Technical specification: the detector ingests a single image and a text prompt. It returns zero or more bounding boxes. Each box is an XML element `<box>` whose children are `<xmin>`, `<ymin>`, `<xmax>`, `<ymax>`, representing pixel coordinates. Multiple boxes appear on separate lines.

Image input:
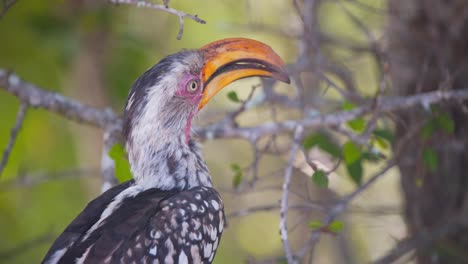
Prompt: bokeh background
<box><xmin>0</xmin><ymin>1</ymin><xmax>402</xmax><ymax>263</ymax></box>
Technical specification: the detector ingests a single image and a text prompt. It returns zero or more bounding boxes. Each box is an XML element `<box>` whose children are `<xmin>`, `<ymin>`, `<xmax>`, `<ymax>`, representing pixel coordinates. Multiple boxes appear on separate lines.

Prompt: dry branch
<box><xmin>374</xmin><ymin>216</ymin><xmax>462</xmax><ymax>264</ymax></box>
<box><xmin>0</xmin><ymin>101</ymin><xmax>27</xmax><ymax>177</ymax></box>
<box><xmin>0</xmin><ymin>168</ymin><xmax>98</xmax><ymax>191</ymax></box>
<box><xmin>108</xmin><ymin>0</ymin><xmax>206</xmax><ymax>40</ymax></box>
<box><xmin>279</xmin><ymin>125</ymin><xmax>303</xmax><ymax>264</ymax></box>
<box><xmin>0</xmin><ymin>69</ymin><xmax>121</xmax><ymax>130</ymax></box>
<box><xmin>2</xmin><ymin>69</ymin><xmax>468</xmax><ymax>143</ymax></box>
<box><xmin>0</xmin><ymin>0</ymin><xmax>17</xmax><ymax>19</ymax></box>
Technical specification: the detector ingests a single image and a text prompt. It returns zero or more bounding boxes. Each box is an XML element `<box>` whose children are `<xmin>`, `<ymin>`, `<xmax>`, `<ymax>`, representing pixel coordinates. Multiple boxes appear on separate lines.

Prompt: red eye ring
<box><xmin>186</xmin><ymin>80</ymin><xmax>199</xmax><ymax>93</ymax></box>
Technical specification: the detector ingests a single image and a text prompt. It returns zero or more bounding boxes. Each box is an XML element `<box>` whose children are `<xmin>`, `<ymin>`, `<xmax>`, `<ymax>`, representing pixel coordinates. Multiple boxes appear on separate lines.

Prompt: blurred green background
<box><xmin>0</xmin><ymin>1</ymin><xmax>401</xmax><ymax>263</ymax></box>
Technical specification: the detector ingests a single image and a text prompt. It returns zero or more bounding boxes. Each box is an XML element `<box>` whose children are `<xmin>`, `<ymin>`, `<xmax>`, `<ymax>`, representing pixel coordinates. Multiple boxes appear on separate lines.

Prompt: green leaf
<box><xmin>362</xmin><ymin>151</ymin><xmax>381</xmax><ymax>162</ymax></box>
<box><xmin>422</xmin><ymin>147</ymin><xmax>438</xmax><ymax>172</ymax></box>
<box><xmin>421</xmin><ymin>112</ymin><xmax>454</xmax><ymax>140</ymax></box>
<box><xmin>308</xmin><ymin>220</ymin><xmax>323</xmax><ymax>229</ymax></box>
<box><xmin>421</xmin><ymin>119</ymin><xmax>437</xmax><ymax>140</ymax></box>
<box><xmin>230</xmin><ymin>163</ymin><xmax>243</xmax><ymax>188</ymax></box>
<box><xmin>347</xmin><ymin>118</ymin><xmax>366</xmax><ymax>133</ymax></box>
<box><xmin>231</xmin><ymin>163</ymin><xmax>241</xmax><ymax>171</ymax></box>
<box><xmin>373</xmin><ymin>129</ymin><xmax>394</xmax><ymax>144</ymax></box>
<box><xmin>276</xmin><ymin>258</ymin><xmax>288</xmax><ymax>264</ymax></box>
<box><xmin>302</xmin><ymin>133</ymin><xmax>341</xmax><ymax>158</ymax></box>
<box><xmin>232</xmin><ymin>172</ymin><xmax>243</xmax><ymax>188</ymax></box>
<box><xmin>319</xmin><ymin>141</ymin><xmax>342</xmax><ymax>158</ymax></box>
<box><xmin>328</xmin><ymin>220</ymin><xmax>344</xmax><ymax>233</ymax></box>
<box><xmin>346</xmin><ymin>160</ymin><xmax>363</xmax><ymax>185</ymax></box>
<box><xmin>436</xmin><ymin>112</ymin><xmax>455</xmax><ymax>134</ymax></box>
<box><xmin>108</xmin><ymin>143</ymin><xmax>126</xmax><ymax>160</ymax></box>
<box><xmin>342</xmin><ymin>102</ymin><xmax>366</xmax><ymax>133</ymax></box>
<box><xmin>312</xmin><ymin>170</ymin><xmax>329</xmax><ymax>188</ymax></box>
<box><xmin>302</xmin><ymin>133</ymin><xmax>322</xmax><ymax>150</ymax></box>
<box><xmin>343</xmin><ymin>141</ymin><xmax>361</xmax><ymax>165</ymax></box>
<box><xmin>108</xmin><ymin>144</ymin><xmax>133</xmax><ymax>183</ymax></box>
<box><xmin>342</xmin><ymin>101</ymin><xmax>356</xmax><ymax>111</ymax></box>
<box><xmin>373</xmin><ymin>136</ymin><xmax>388</xmax><ymax>150</ymax></box>
<box><xmin>227</xmin><ymin>91</ymin><xmax>240</xmax><ymax>103</ymax></box>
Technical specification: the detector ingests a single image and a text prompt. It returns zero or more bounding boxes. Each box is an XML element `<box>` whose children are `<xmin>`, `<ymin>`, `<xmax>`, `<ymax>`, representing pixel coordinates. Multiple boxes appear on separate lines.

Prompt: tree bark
<box><xmin>387</xmin><ymin>0</ymin><xmax>468</xmax><ymax>263</ymax></box>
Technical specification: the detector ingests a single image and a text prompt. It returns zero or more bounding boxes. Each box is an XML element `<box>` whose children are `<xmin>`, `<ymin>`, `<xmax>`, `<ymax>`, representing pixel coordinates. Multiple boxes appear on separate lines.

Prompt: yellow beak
<box><xmin>198</xmin><ymin>38</ymin><xmax>290</xmax><ymax>110</ymax></box>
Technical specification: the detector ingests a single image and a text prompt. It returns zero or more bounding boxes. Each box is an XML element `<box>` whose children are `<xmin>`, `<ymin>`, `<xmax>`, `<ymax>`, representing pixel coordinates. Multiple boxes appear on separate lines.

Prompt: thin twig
<box><xmin>0</xmin><ymin>101</ymin><xmax>28</xmax><ymax>177</ymax></box>
<box><xmin>229</xmin><ymin>84</ymin><xmax>261</xmax><ymax>120</ymax></box>
<box><xmin>362</xmin><ymin>71</ymin><xmax>388</xmax><ymax>141</ymax></box>
<box><xmin>108</xmin><ymin>0</ymin><xmax>206</xmax><ymax>40</ymax></box>
<box><xmin>374</xmin><ymin>216</ymin><xmax>462</xmax><ymax>264</ymax></box>
<box><xmin>245</xmin><ymin>135</ymin><xmax>280</xmax><ymax>188</ymax></box>
<box><xmin>292</xmin><ymin>0</ymin><xmax>305</xmax><ymax>24</ymax></box>
<box><xmin>0</xmin><ymin>168</ymin><xmax>99</xmax><ymax>191</ymax></box>
<box><xmin>345</xmin><ymin>0</ymin><xmax>386</xmax><ymax>13</ymax></box>
<box><xmin>301</xmin><ymin>146</ymin><xmax>342</xmax><ymax>177</ymax></box>
<box><xmin>280</xmin><ymin>125</ymin><xmax>303</xmax><ymax>264</ymax></box>
<box><xmin>228</xmin><ymin>203</ymin><xmax>324</xmax><ymax>218</ymax></box>
<box><xmin>0</xmin><ymin>0</ymin><xmax>18</xmax><ymax>19</ymax></box>
<box><xmin>101</xmin><ymin>130</ymin><xmax>120</xmax><ymax>192</ymax></box>
<box><xmin>329</xmin><ymin>124</ymin><xmax>369</xmax><ymax>146</ymax></box>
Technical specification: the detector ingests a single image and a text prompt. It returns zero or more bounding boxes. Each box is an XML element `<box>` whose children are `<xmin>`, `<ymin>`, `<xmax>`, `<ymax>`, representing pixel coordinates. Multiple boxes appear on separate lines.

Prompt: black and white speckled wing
<box><xmin>49</xmin><ymin>186</ymin><xmax>224</xmax><ymax>264</ymax></box>
<box><xmin>125</xmin><ymin>186</ymin><xmax>225</xmax><ymax>264</ymax></box>
<box><xmin>42</xmin><ymin>181</ymin><xmax>134</xmax><ymax>263</ymax></box>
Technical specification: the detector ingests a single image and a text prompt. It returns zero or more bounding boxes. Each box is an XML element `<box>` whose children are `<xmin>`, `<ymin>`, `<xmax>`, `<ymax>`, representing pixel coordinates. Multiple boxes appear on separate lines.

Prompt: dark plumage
<box><xmin>45</xmin><ymin>184</ymin><xmax>223</xmax><ymax>263</ymax></box>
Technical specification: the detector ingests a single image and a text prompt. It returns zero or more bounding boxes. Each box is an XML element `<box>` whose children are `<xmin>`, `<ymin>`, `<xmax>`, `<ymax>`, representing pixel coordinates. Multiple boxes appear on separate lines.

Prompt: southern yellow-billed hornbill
<box><xmin>42</xmin><ymin>38</ymin><xmax>289</xmax><ymax>264</ymax></box>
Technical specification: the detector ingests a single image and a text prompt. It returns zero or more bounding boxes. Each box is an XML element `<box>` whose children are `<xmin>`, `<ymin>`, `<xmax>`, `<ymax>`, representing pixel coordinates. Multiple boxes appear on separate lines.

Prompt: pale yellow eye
<box><xmin>187</xmin><ymin>80</ymin><xmax>199</xmax><ymax>93</ymax></box>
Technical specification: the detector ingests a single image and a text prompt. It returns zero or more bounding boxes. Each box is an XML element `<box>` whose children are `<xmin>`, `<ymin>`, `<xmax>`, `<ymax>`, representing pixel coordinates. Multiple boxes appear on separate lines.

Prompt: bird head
<box><xmin>123</xmin><ymin>38</ymin><xmax>289</xmax><ymax>188</ymax></box>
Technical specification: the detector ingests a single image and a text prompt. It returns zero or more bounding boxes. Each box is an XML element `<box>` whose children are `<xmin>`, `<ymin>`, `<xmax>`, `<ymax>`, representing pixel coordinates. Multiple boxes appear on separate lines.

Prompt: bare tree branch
<box><xmin>2</xmin><ymin>68</ymin><xmax>468</xmax><ymax>144</ymax></box>
<box><xmin>362</xmin><ymin>72</ymin><xmax>388</xmax><ymax>141</ymax></box>
<box><xmin>199</xmin><ymin>89</ymin><xmax>468</xmax><ymax>142</ymax></box>
<box><xmin>101</xmin><ymin>131</ymin><xmax>119</xmax><ymax>192</ymax></box>
<box><xmin>0</xmin><ymin>0</ymin><xmax>17</xmax><ymax>19</ymax></box>
<box><xmin>0</xmin><ymin>69</ymin><xmax>121</xmax><ymax>130</ymax></box>
<box><xmin>228</xmin><ymin>203</ymin><xmax>325</xmax><ymax>218</ymax></box>
<box><xmin>374</xmin><ymin>216</ymin><xmax>462</xmax><ymax>264</ymax></box>
<box><xmin>228</xmin><ymin>202</ymin><xmax>399</xmax><ymax>219</ymax></box>
<box><xmin>0</xmin><ymin>168</ymin><xmax>98</xmax><ymax>191</ymax></box>
<box><xmin>0</xmin><ymin>101</ymin><xmax>27</xmax><ymax>177</ymax></box>
<box><xmin>280</xmin><ymin>125</ymin><xmax>303</xmax><ymax>264</ymax></box>
<box><xmin>108</xmin><ymin>0</ymin><xmax>206</xmax><ymax>40</ymax></box>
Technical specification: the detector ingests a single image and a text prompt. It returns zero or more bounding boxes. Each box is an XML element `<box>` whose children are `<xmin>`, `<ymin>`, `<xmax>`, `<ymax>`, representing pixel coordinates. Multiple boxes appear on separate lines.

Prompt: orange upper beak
<box><xmin>198</xmin><ymin>38</ymin><xmax>290</xmax><ymax>110</ymax></box>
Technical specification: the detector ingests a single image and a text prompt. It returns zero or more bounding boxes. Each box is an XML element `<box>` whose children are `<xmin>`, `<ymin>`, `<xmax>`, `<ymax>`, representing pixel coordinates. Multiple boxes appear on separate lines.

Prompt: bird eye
<box><xmin>186</xmin><ymin>80</ymin><xmax>199</xmax><ymax>93</ymax></box>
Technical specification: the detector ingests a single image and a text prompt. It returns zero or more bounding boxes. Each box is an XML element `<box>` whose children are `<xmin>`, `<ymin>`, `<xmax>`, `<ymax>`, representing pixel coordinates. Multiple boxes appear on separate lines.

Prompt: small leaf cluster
<box><xmin>420</xmin><ymin>110</ymin><xmax>455</xmax><ymax>172</ymax></box>
<box><xmin>308</xmin><ymin>220</ymin><xmax>344</xmax><ymax>234</ymax></box>
<box><xmin>302</xmin><ymin>101</ymin><xmax>395</xmax><ymax>187</ymax></box>
<box><xmin>231</xmin><ymin>163</ymin><xmax>243</xmax><ymax>188</ymax></box>
<box><xmin>108</xmin><ymin>144</ymin><xmax>133</xmax><ymax>183</ymax></box>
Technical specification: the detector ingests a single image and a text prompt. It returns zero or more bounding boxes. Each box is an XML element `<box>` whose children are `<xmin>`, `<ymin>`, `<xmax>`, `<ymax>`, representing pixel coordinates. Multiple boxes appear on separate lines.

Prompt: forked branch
<box><xmin>109</xmin><ymin>0</ymin><xmax>206</xmax><ymax>39</ymax></box>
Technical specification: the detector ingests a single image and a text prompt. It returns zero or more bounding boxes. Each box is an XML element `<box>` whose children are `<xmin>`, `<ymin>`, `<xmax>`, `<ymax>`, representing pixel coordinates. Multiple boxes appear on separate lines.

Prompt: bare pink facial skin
<box><xmin>175</xmin><ymin>73</ymin><xmax>204</xmax><ymax>143</ymax></box>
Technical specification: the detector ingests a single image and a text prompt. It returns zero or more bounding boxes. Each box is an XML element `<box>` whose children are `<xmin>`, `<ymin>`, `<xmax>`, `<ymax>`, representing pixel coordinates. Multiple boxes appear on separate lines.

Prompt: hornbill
<box><xmin>42</xmin><ymin>38</ymin><xmax>289</xmax><ymax>264</ymax></box>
